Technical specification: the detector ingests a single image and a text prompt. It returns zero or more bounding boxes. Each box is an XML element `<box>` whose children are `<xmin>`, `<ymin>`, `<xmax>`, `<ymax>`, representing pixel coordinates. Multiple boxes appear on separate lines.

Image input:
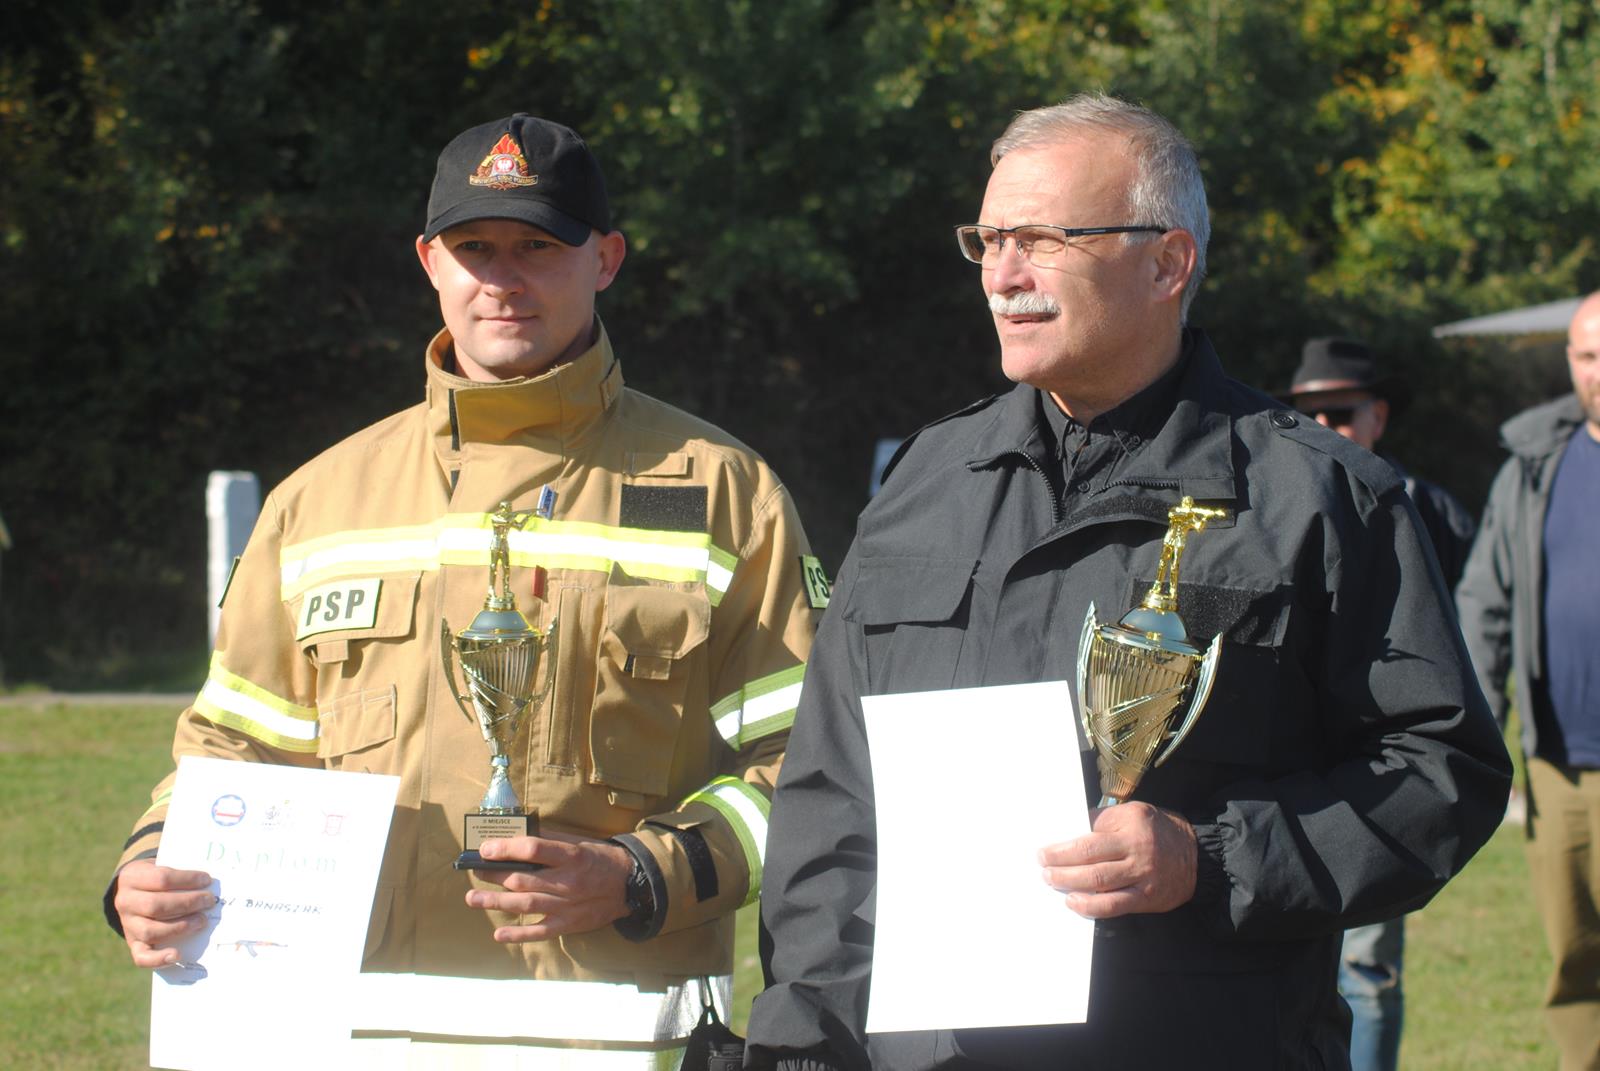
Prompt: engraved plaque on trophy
<box><xmin>441</xmin><ymin>499</ymin><xmax>559</xmax><ymax>871</ymax></box>
<box><xmin>1076</xmin><ymin>496</ymin><xmax>1228</xmax><ymax>807</ymax></box>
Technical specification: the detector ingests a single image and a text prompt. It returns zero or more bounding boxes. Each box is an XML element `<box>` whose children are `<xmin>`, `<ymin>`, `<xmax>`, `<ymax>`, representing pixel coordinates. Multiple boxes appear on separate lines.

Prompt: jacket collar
<box><xmin>967</xmin><ymin>328</ymin><xmax>1239</xmax><ymax>504</ymax></box>
<box><xmin>1499</xmin><ymin>392</ymin><xmax>1586</xmax><ymax>460</ymax></box>
<box><xmin>425</xmin><ymin>318</ymin><xmax>624</xmax><ymax>467</ymax></box>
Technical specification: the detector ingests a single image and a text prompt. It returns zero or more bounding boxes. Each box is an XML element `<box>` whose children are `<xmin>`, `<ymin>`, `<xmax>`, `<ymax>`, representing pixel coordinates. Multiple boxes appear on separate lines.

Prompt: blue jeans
<box><xmin>1339</xmin><ymin>919</ymin><xmax>1405</xmax><ymax>1071</ymax></box>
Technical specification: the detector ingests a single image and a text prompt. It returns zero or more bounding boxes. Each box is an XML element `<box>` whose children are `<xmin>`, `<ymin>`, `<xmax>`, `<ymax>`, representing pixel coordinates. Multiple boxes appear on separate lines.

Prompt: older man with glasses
<box><xmin>745</xmin><ymin>93</ymin><xmax>1509</xmax><ymax>1070</ymax></box>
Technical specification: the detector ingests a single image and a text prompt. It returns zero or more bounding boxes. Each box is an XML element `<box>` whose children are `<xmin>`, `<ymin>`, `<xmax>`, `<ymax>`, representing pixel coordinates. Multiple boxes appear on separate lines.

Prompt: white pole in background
<box><xmin>206</xmin><ymin>471</ymin><xmax>261</xmax><ymax>647</ymax></box>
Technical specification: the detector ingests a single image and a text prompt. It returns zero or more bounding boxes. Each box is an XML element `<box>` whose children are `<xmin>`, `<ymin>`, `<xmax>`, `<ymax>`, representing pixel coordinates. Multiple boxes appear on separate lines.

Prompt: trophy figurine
<box><xmin>1076</xmin><ymin>496</ymin><xmax>1228</xmax><ymax>806</ymax></box>
<box><xmin>442</xmin><ymin>498</ymin><xmax>559</xmax><ymax>871</ymax></box>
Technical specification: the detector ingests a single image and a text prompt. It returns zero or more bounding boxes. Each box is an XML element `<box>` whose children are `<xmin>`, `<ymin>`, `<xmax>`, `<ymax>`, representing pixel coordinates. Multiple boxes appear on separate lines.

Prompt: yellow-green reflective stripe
<box><xmin>712</xmin><ymin>664</ymin><xmax>805</xmax><ymax>747</ymax></box>
<box><xmin>685</xmin><ymin>776</ymin><xmax>770</xmax><ymax>904</ymax></box>
<box><xmin>194</xmin><ymin>654</ymin><xmax>319</xmax><ymax>753</ymax></box>
<box><xmin>707</xmin><ymin>546</ymin><xmax>737</xmax><ymax>607</ymax></box>
<box><xmin>136</xmin><ymin>787</ymin><xmax>174</xmax><ymax>825</ymax></box>
<box><xmin>280</xmin><ymin>515</ymin><xmax>735</xmax><ymax>602</ymax></box>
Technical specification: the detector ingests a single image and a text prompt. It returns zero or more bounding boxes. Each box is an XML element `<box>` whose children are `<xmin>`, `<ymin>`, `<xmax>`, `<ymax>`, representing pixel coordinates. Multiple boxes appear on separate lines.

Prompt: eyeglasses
<box><xmin>1296</xmin><ymin>401</ymin><xmax>1372</xmax><ymax>426</ymax></box>
<box><xmin>954</xmin><ymin>223</ymin><xmax>1168</xmax><ymax>266</ymax></box>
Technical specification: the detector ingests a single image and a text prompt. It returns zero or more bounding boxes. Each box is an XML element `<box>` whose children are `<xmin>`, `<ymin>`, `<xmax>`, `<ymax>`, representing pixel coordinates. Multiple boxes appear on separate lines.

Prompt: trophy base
<box><xmin>453</xmin><ymin>850</ymin><xmax>546</xmax><ymax>873</ymax></box>
<box><xmin>453</xmin><ymin>811</ymin><xmax>546</xmax><ymax>873</ymax></box>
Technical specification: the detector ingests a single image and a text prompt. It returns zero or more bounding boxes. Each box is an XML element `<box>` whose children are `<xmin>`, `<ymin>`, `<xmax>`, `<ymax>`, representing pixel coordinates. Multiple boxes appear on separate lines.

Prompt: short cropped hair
<box><xmin>991</xmin><ymin>93</ymin><xmax>1210</xmax><ymax>322</ymax></box>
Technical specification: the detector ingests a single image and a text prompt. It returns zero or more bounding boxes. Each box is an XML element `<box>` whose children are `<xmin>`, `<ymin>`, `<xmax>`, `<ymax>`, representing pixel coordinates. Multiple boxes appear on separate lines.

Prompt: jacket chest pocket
<box><xmin>291</xmin><ymin>573</ymin><xmax>420</xmax><ymax>667</ymax></box>
<box><xmin>288</xmin><ymin>573</ymin><xmax>419</xmax><ymax>768</ymax></box>
<box><xmin>1132</xmin><ymin>579</ymin><xmax>1298</xmax><ymax>798</ymax></box>
<box><xmin>845</xmin><ymin>556</ymin><xmax>977</xmax><ymax>694</ymax></box>
<box><xmin>316</xmin><ymin>686</ymin><xmax>398</xmax><ymax>769</ymax></box>
<box><xmin>588</xmin><ymin>578</ymin><xmax>710</xmax><ymax>798</ymax></box>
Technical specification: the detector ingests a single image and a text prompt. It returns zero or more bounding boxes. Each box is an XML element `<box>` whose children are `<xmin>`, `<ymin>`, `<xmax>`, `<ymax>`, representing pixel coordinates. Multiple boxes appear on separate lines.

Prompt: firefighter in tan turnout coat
<box><xmin>107</xmin><ymin>113</ymin><xmax>821</xmax><ymax>1065</ymax></box>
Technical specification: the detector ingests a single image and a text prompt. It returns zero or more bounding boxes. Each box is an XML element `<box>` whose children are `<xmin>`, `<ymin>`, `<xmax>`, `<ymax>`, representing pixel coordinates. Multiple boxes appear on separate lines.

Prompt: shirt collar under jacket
<box><xmin>1038</xmin><ymin>335</ymin><xmax>1193</xmax><ymax>464</ymax></box>
<box><xmin>424</xmin><ymin>316</ymin><xmax>625</xmax><ymax>468</ymax></box>
<box><xmin>967</xmin><ymin>327</ymin><xmax>1239</xmax><ymax>506</ymax></box>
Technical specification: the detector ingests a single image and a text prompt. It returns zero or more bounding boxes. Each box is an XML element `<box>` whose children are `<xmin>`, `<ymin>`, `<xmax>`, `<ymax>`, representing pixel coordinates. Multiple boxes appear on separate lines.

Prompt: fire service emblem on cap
<box><xmin>469</xmin><ymin>134</ymin><xmax>539</xmax><ymax>190</ymax></box>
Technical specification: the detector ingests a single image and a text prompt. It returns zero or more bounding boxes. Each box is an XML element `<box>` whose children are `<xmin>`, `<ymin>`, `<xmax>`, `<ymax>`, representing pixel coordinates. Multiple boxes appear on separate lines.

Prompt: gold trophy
<box><xmin>442</xmin><ymin>499</ymin><xmax>559</xmax><ymax>871</ymax></box>
<box><xmin>1076</xmin><ymin>496</ymin><xmax>1228</xmax><ymax>806</ymax></box>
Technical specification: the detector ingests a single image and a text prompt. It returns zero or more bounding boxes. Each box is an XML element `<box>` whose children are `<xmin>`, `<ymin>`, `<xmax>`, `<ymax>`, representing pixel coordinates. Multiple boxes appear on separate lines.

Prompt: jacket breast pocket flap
<box><xmin>844</xmin><ymin>557</ymin><xmax>978</xmax><ymax>626</ymax></box>
<box><xmin>591</xmin><ymin>583</ymin><xmax>710</xmax><ymax>796</ymax></box>
<box><xmin>603</xmin><ymin>583</ymin><xmax>710</xmax><ymax>674</ymax></box>
<box><xmin>1121</xmin><ymin>578</ymin><xmax>1292</xmax><ymax>649</ymax></box>
<box><xmin>845</xmin><ymin>557</ymin><xmax>977</xmax><ymax>693</ymax></box>
<box><xmin>292</xmin><ymin>573</ymin><xmax>422</xmax><ymax>664</ymax></box>
<box><xmin>316</xmin><ymin>685</ymin><xmax>397</xmax><ymax>760</ymax></box>
<box><xmin>1124</xmin><ymin>581</ymin><xmax>1293</xmax><ymax>768</ymax></box>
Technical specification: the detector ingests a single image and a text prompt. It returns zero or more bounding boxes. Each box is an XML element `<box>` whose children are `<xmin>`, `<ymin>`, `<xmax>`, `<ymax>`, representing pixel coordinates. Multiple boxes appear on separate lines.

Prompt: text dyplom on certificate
<box><xmin>149</xmin><ymin>756</ymin><xmax>399</xmax><ymax>1071</ymax></box>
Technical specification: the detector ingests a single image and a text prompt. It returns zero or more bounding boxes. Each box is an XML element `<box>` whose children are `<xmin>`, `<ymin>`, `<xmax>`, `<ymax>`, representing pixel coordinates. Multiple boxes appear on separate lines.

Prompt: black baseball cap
<box><xmin>422</xmin><ymin>113</ymin><xmax>610</xmax><ymax>245</ymax></box>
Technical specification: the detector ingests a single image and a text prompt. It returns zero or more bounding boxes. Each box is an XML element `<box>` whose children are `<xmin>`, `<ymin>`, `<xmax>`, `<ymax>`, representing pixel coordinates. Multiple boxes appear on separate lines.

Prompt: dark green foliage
<box><xmin>2</xmin><ymin>0</ymin><xmax>1596</xmax><ymax>686</ymax></box>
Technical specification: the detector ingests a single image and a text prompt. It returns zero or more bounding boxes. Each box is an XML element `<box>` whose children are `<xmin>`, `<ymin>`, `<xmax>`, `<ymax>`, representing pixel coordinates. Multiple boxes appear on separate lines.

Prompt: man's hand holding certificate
<box><xmin>146</xmin><ymin>756</ymin><xmax>398</xmax><ymax>1071</ymax></box>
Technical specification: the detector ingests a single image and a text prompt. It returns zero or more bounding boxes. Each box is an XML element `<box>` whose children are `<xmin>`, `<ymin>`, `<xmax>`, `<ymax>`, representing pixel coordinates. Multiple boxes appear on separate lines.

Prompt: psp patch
<box><xmin>799</xmin><ymin>555</ymin><xmax>831</xmax><ymax>609</ymax></box>
<box><xmin>295</xmin><ymin>579</ymin><xmax>382</xmax><ymax>640</ymax></box>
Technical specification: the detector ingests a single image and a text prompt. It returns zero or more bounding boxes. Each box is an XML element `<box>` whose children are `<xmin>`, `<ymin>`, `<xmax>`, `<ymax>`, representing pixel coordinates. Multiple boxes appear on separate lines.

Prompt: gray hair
<box><xmin>991</xmin><ymin>93</ymin><xmax>1210</xmax><ymax>322</ymax></box>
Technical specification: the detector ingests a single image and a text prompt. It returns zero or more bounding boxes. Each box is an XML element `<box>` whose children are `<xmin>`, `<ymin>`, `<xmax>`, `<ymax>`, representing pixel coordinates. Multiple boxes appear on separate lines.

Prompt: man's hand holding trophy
<box><xmin>1040</xmin><ymin>496</ymin><xmax>1228</xmax><ymax>919</ymax></box>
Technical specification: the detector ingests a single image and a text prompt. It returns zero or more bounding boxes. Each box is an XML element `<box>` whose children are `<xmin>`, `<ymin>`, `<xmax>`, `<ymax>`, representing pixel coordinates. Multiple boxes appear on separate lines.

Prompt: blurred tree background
<box><xmin>1</xmin><ymin>0</ymin><xmax>1596</xmax><ymax>688</ymax></box>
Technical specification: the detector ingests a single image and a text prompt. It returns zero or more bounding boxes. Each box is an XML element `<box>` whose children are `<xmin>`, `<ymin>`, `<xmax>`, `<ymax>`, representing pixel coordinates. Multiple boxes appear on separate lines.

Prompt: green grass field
<box><xmin>0</xmin><ymin>701</ymin><xmax>1554</xmax><ymax>1068</ymax></box>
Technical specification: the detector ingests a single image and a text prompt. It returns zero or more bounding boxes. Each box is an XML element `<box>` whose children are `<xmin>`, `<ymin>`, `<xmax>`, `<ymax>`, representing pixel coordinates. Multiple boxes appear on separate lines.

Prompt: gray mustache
<box><xmin>989</xmin><ymin>291</ymin><xmax>1061</xmax><ymax>316</ymax></box>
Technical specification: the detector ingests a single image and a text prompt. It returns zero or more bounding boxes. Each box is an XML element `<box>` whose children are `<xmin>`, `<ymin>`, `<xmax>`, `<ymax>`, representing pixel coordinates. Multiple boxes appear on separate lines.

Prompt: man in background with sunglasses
<box><xmin>1283</xmin><ymin>337</ymin><xmax>1477</xmax><ymax>594</ymax></box>
<box><xmin>1282</xmin><ymin>337</ymin><xmax>1478</xmax><ymax>1071</ymax></box>
<box><xmin>748</xmin><ymin>93</ymin><xmax>1509</xmax><ymax>1069</ymax></box>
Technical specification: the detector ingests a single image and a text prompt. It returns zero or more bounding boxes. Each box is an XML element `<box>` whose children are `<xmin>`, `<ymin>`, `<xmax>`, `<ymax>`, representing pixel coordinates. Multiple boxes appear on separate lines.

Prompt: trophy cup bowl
<box><xmin>1077</xmin><ymin>602</ymin><xmax>1220</xmax><ymax>806</ymax></box>
<box><xmin>1075</xmin><ymin>496</ymin><xmax>1227</xmax><ymax>807</ymax></box>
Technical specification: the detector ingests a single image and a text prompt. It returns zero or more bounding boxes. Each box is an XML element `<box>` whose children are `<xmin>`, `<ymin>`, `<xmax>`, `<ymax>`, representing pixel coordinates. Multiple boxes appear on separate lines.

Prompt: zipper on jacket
<box><xmin>1014</xmin><ymin>451</ymin><xmax>1065</xmax><ymax>525</ymax></box>
<box><xmin>447</xmin><ymin>389</ymin><xmax>461</xmax><ymax>492</ymax></box>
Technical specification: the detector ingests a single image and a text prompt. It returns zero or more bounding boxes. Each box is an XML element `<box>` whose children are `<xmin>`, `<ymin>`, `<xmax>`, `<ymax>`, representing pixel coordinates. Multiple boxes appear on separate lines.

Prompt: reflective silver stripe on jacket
<box><xmin>344</xmin><ymin>973</ymin><xmax>730</xmax><ymax>1068</ymax></box>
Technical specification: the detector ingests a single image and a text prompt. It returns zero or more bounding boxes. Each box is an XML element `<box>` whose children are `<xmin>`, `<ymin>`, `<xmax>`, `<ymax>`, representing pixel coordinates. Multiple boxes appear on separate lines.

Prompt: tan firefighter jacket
<box><xmin>112</xmin><ymin>323</ymin><xmax>819</xmax><ymax>1031</ymax></box>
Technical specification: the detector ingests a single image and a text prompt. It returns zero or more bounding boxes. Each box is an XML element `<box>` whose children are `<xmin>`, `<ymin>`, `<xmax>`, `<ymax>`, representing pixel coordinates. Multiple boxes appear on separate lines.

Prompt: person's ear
<box><xmin>415</xmin><ymin>236</ymin><xmax>442</xmax><ymax>290</ymax></box>
<box><xmin>593</xmin><ymin>231</ymin><xmax>627</xmax><ymax>293</ymax></box>
<box><xmin>1150</xmin><ymin>229</ymin><xmax>1196</xmax><ymax>306</ymax></box>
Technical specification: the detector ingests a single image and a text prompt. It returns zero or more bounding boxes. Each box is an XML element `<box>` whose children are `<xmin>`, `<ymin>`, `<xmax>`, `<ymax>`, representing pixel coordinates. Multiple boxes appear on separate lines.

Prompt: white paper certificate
<box><xmin>149</xmin><ymin>756</ymin><xmax>399</xmax><ymax>1071</ymax></box>
<box><xmin>861</xmin><ymin>680</ymin><xmax>1094</xmax><ymax>1033</ymax></box>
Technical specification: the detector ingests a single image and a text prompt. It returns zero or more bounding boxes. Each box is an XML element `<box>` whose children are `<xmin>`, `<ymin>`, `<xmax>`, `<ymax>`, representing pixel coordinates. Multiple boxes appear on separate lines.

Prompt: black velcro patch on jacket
<box><xmin>1066</xmin><ymin>494</ymin><xmax>1174</xmax><ymax>529</ymax></box>
<box><xmin>671</xmin><ymin>825</ymin><xmax>720</xmax><ymax>902</ymax></box>
<box><xmin>620</xmin><ymin>485</ymin><xmax>707</xmax><ymax>533</ymax></box>
<box><xmin>1125</xmin><ymin>578</ymin><xmax>1291</xmax><ymax>647</ymax></box>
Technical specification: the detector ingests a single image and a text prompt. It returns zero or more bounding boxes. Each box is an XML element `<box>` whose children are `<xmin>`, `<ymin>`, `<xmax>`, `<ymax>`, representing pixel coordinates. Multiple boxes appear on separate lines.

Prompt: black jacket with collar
<box><xmin>746</xmin><ymin>330</ymin><xmax>1510</xmax><ymax>1071</ymax></box>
